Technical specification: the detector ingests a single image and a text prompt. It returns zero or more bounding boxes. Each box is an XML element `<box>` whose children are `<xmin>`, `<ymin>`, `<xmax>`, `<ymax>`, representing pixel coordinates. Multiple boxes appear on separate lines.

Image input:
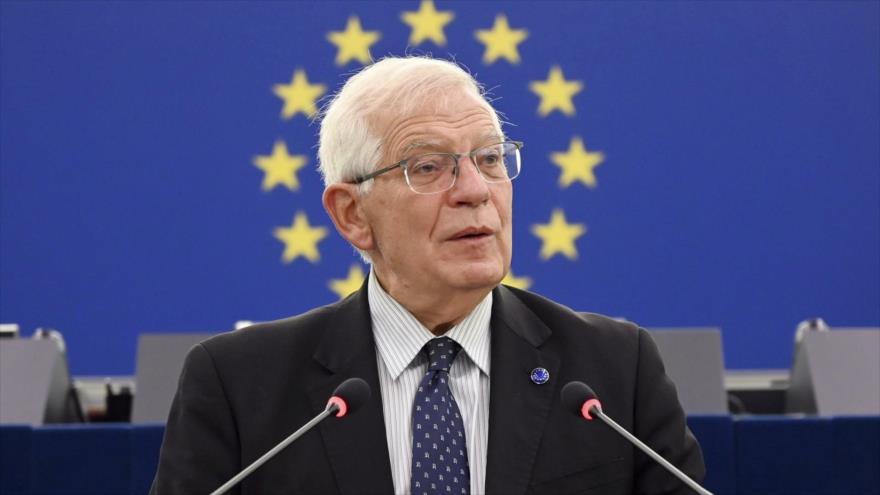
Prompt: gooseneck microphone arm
<box><xmin>588</xmin><ymin>405</ymin><xmax>710</xmax><ymax>495</ymax></box>
<box><xmin>209</xmin><ymin>407</ymin><xmax>335</xmax><ymax>495</ymax></box>
<box><xmin>561</xmin><ymin>381</ymin><xmax>712</xmax><ymax>495</ymax></box>
<box><xmin>209</xmin><ymin>378</ymin><xmax>371</xmax><ymax>495</ymax></box>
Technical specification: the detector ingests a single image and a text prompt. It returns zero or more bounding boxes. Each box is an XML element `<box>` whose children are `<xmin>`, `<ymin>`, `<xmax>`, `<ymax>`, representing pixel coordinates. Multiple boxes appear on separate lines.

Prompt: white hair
<box><xmin>318</xmin><ymin>56</ymin><xmax>502</xmax><ymax>189</ymax></box>
<box><xmin>317</xmin><ymin>56</ymin><xmax>503</xmax><ymax>263</ymax></box>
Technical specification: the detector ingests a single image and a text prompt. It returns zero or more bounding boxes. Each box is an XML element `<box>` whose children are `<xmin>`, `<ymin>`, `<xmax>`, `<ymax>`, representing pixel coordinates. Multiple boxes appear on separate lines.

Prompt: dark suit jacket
<box><xmin>151</xmin><ymin>283</ymin><xmax>704</xmax><ymax>495</ymax></box>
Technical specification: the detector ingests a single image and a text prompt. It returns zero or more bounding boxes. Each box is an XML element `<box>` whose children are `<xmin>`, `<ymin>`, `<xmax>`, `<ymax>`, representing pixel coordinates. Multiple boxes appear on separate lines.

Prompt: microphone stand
<box><xmin>209</xmin><ymin>404</ymin><xmax>338</xmax><ymax>495</ymax></box>
<box><xmin>589</xmin><ymin>406</ymin><xmax>712</xmax><ymax>495</ymax></box>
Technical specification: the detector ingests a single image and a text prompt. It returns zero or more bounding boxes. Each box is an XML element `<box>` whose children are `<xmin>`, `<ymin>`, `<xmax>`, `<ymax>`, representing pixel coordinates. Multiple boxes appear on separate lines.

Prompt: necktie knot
<box><xmin>425</xmin><ymin>337</ymin><xmax>462</xmax><ymax>373</ymax></box>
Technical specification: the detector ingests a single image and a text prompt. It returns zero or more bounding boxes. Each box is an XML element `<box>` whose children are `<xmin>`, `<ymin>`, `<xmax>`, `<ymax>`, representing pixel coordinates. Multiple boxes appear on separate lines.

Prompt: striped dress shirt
<box><xmin>368</xmin><ymin>269</ymin><xmax>492</xmax><ymax>495</ymax></box>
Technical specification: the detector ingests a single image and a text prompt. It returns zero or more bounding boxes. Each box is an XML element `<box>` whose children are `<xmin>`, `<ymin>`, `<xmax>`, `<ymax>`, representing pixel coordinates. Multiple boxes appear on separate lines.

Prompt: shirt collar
<box><xmin>369</xmin><ymin>268</ymin><xmax>492</xmax><ymax>380</ymax></box>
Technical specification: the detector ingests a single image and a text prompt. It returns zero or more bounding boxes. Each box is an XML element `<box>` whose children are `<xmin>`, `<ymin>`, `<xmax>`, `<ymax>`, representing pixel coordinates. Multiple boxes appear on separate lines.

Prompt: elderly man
<box><xmin>151</xmin><ymin>56</ymin><xmax>704</xmax><ymax>495</ymax></box>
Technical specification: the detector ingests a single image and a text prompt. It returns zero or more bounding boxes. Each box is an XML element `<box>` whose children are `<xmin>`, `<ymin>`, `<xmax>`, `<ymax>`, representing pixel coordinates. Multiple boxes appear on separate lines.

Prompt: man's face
<box><xmin>360</xmin><ymin>88</ymin><xmax>513</xmax><ymax>297</ymax></box>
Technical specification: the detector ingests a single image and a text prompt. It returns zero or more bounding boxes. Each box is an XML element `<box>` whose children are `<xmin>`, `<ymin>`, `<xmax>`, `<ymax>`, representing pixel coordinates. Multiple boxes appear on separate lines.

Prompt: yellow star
<box><xmin>529</xmin><ymin>66</ymin><xmax>583</xmax><ymax>117</ymax></box>
<box><xmin>273</xmin><ymin>212</ymin><xmax>328</xmax><ymax>264</ymax></box>
<box><xmin>531</xmin><ymin>209</ymin><xmax>587</xmax><ymax>261</ymax></box>
<box><xmin>474</xmin><ymin>14</ymin><xmax>528</xmax><ymax>64</ymax></box>
<box><xmin>327</xmin><ymin>16</ymin><xmax>381</xmax><ymax>66</ymax></box>
<box><xmin>502</xmin><ymin>270</ymin><xmax>533</xmax><ymax>290</ymax></box>
<box><xmin>252</xmin><ymin>140</ymin><xmax>308</xmax><ymax>192</ymax></box>
<box><xmin>401</xmin><ymin>0</ymin><xmax>454</xmax><ymax>46</ymax></box>
<box><xmin>551</xmin><ymin>137</ymin><xmax>605</xmax><ymax>188</ymax></box>
<box><xmin>272</xmin><ymin>69</ymin><xmax>326</xmax><ymax>120</ymax></box>
<box><xmin>329</xmin><ymin>264</ymin><xmax>366</xmax><ymax>299</ymax></box>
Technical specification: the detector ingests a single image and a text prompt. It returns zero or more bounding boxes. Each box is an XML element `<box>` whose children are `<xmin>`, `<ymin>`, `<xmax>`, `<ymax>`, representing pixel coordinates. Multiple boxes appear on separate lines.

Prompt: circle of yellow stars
<box><xmin>252</xmin><ymin>0</ymin><xmax>606</xmax><ymax>299</ymax></box>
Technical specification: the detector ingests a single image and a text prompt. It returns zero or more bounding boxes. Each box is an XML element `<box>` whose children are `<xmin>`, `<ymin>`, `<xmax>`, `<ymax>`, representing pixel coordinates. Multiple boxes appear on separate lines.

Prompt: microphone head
<box><xmin>561</xmin><ymin>381</ymin><xmax>600</xmax><ymax>418</ymax></box>
<box><xmin>327</xmin><ymin>377</ymin><xmax>371</xmax><ymax>418</ymax></box>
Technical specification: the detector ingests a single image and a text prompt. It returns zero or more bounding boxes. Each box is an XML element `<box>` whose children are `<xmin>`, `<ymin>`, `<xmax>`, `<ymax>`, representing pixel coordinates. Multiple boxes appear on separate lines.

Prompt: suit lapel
<box><xmin>307</xmin><ymin>282</ymin><xmax>395</xmax><ymax>495</ymax></box>
<box><xmin>485</xmin><ymin>286</ymin><xmax>560</xmax><ymax>495</ymax></box>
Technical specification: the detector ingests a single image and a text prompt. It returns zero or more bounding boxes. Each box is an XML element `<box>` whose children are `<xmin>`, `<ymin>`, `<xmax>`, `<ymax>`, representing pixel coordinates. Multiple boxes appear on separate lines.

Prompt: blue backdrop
<box><xmin>1</xmin><ymin>1</ymin><xmax>878</xmax><ymax>375</ymax></box>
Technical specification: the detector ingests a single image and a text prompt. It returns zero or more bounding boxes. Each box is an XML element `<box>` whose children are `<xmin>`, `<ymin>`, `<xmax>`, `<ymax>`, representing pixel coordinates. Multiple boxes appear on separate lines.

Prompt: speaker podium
<box><xmin>787</xmin><ymin>329</ymin><xmax>880</xmax><ymax>415</ymax></box>
<box><xmin>131</xmin><ymin>333</ymin><xmax>213</xmax><ymax>423</ymax></box>
<box><xmin>0</xmin><ymin>339</ymin><xmax>75</xmax><ymax>425</ymax></box>
<box><xmin>648</xmin><ymin>328</ymin><xmax>728</xmax><ymax>414</ymax></box>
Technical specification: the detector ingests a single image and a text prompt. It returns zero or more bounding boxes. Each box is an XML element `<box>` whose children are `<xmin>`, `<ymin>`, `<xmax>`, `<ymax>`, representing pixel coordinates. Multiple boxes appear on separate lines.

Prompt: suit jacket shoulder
<box><xmin>502</xmin><ymin>284</ymin><xmax>641</xmax><ymax>348</ymax></box>
<box><xmin>198</xmin><ymin>298</ymin><xmax>344</xmax><ymax>374</ymax></box>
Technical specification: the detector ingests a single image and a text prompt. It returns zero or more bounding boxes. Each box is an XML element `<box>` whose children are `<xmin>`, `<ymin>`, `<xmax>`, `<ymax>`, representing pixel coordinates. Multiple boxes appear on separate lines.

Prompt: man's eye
<box><xmin>483</xmin><ymin>154</ymin><xmax>500</xmax><ymax>166</ymax></box>
<box><xmin>477</xmin><ymin>151</ymin><xmax>502</xmax><ymax>167</ymax></box>
<box><xmin>411</xmin><ymin>159</ymin><xmax>443</xmax><ymax>175</ymax></box>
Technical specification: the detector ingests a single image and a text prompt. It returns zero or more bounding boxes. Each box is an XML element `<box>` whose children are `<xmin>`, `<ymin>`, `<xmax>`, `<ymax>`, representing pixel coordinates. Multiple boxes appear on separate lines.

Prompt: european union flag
<box><xmin>1</xmin><ymin>1</ymin><xmax>877</xmax><ymax>374</ymax></box>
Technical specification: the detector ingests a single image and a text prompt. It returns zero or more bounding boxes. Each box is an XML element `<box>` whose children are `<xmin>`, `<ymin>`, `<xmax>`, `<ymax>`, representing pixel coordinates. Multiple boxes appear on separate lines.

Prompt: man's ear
<box><xmin>322</xmin><ymin>184</ymin><xmax>375</xmax><ymax>251</ymax></box>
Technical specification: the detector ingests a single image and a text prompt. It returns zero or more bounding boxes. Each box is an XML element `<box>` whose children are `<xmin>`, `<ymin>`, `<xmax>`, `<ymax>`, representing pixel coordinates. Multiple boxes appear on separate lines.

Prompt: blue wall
<box><xmin>1</xmin><ymin>1</ymin><xmax>878</xmax><ymax>374</ymax></box>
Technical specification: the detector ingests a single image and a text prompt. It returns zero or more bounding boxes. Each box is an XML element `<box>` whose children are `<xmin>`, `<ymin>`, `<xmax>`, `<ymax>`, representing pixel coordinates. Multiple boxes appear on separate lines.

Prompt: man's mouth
<box><xmin>450</xmin><ymin>227</ymin><xmax>493</xmax><ymax>241</ymax></box>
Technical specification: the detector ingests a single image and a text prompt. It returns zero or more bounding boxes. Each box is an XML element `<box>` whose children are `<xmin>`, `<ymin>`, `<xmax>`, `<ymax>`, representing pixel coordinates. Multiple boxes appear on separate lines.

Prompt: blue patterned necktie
<box><xmin>410</xmin><ymin>337</ymin><xmax>470</xmax><ymax>495</ymax></box>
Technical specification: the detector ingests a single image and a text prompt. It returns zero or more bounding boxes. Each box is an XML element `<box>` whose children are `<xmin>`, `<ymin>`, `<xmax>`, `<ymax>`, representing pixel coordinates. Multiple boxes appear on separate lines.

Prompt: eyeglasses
<box><xmin>349</xmin><ymin>141</ymin><xmax>524</xmax><ymax>194</ymax></box>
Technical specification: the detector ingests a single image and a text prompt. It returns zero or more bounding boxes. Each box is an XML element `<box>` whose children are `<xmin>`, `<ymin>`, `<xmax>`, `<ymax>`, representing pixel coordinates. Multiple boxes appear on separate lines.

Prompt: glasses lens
<box><xmin>404</xmin><ymin>142</ymin><xmax>521</xmax><ymax>194</ymax></box>
<box><xmin>406</xmin><ymin>153</ymin><xmax>457</xmax><ymax>193</ymax></box>
<box><xmin>475</xmin><ymin>142</ymin><xmax>520</xmax><ymax>182</ymax></box>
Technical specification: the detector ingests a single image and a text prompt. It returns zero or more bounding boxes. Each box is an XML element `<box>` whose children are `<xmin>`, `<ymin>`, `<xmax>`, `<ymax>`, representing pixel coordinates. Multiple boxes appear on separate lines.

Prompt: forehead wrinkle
<box><xmin>388</xmin><ymin>112</ymin><xmax>498</xmax><ymax>159</ymax></box>
<box><xmin>403</xmin><ymin>132</ymin><xmax>503</xmax><ymax>157</ymax></box>
<box><xmin>402</xmin><ymin>139</ymin><xmax>442</xmax><ymax>156</ymax></box>
<box><xmin>409</xmin><ymin>127</ymin><xmax>502</xmax><ymax>154</ymax></box>
<box><xmin>477</xmin><ymin>131</ymin><xmax>506</xmax><ymax>145</ymax></box>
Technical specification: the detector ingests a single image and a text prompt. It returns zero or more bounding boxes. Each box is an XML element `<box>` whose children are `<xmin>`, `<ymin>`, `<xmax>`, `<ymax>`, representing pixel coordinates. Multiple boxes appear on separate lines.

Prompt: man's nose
<box><xmin>450</xmin><ymin>155</ymin><xmax>490</xmax><ymax>204</ymax></box>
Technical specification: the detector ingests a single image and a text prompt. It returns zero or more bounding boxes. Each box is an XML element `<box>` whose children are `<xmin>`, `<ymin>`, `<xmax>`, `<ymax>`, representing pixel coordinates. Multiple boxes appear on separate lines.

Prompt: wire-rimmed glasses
<box><xmin>349</xmin><ymin>141</ymin><xmax>523</xmax><ymax>194</ymax></box>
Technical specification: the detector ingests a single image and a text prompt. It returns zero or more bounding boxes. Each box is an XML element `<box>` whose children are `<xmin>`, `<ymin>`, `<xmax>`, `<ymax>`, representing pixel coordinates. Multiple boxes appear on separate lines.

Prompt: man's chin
<box><xmin>445</xmin><ymin>262</ymin><xmax>506</xmax><ymax>291</ymax></box>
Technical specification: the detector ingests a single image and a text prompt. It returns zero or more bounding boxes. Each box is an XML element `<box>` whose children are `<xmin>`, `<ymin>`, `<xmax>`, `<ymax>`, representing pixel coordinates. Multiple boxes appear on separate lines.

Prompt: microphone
<box><xmin>210</xmin><ymin>378</ymin><xmax>371</xmax><ymax>495</ymax></box>
<box><xmin>560</xmin><ymin>381</ymin><xmax>712</xmax><ymax>495</ymax></box>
